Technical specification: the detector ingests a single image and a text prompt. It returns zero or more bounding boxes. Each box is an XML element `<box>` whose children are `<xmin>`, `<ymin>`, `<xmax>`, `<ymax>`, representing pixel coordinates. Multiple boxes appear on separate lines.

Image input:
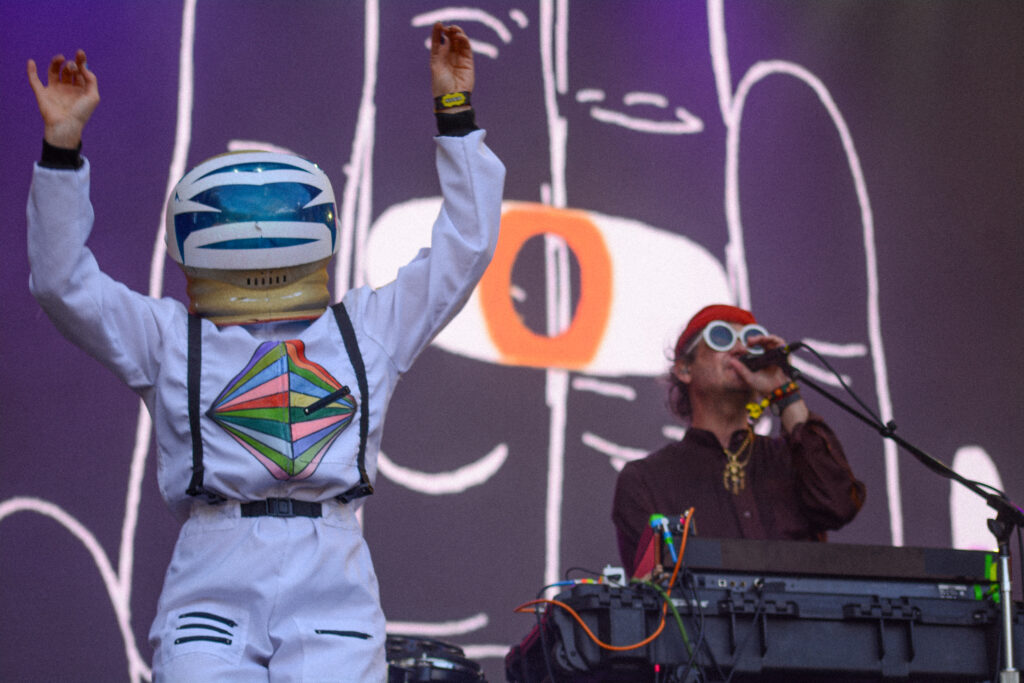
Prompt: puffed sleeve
<box><xmin>785</xmin><ymin>413</ymin><xmax>866</xmax><ymax>531</ymax></box>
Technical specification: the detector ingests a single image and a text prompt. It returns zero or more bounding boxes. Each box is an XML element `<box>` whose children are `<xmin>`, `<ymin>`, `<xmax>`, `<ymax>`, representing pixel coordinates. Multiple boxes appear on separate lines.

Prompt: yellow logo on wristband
<box><xmin>441</xmin><ymin>92</ymin><xmax>467</xmax><ymax>108</ymax></box>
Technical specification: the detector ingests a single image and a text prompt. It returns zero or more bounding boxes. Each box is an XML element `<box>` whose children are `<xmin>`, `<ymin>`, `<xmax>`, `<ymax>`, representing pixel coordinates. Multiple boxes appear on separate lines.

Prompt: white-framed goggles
<box><xmin>687</xmin><ymin>320</ymin><xmax>768</xmax><ymax>355</ymax></box>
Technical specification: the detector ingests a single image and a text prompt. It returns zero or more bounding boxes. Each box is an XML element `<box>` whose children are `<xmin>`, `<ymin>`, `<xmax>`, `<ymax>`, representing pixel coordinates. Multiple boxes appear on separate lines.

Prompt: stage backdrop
<box><xmin>2</xmin><ymin>1</ymin><xmax>1021</xmax><ymax>681</ymax></box>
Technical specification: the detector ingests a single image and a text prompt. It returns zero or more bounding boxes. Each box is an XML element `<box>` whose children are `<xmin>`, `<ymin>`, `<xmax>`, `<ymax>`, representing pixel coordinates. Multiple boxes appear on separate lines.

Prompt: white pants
<box><xmin>150</xmin><ymin>501</ymin><xmax>386</xmax><ymax>682</ymax></box>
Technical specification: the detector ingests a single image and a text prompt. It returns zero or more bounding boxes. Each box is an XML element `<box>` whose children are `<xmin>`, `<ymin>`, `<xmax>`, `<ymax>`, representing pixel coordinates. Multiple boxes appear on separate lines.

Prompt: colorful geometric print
<box><xmin>207</xmin><ymin>340</ymin><xmax>356</xmax><ymax>480</ymax></box>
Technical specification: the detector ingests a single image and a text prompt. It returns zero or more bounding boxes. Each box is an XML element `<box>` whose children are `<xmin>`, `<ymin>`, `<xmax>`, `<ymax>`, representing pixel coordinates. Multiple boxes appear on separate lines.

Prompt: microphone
<box><xmin>740</xmin><ymin>341</ymin><xmax>804</xmax><ymax>372</ymax></box>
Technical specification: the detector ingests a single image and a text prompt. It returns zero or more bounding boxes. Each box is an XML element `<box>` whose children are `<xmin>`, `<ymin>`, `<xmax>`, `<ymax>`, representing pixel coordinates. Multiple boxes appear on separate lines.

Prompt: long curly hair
<box><xmin>667</xmin><ymin>346</ymin><xmax>696</xmax><ymax>422</ymax></box>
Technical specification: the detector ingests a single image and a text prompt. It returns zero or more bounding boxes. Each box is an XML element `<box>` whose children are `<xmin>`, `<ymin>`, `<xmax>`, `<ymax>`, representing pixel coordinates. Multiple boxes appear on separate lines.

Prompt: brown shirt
<box><xmin>611</xmin><ymin>414</ymin><xmax>865</xmax><ymax>576</ymax></box>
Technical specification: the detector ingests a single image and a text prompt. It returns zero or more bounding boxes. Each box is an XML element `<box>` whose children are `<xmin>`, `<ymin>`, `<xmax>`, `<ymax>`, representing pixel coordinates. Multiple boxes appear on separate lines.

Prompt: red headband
<box><xmin>674</xmin><ymin>304</ymin><xmax>757</xmax><ymax>358</ymax></box>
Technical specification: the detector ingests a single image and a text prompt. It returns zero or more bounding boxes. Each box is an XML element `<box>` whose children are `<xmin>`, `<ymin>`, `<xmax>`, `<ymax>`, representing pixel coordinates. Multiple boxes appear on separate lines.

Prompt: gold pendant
<box><xmin>722</xmin><ymin>427</ymin><xmax>753</xmax><ymax>495</ymax></box>
<box><xmin>723</xmin><ymin>461</ymin><xmax>746</xmax><ymax>494</ymax></box>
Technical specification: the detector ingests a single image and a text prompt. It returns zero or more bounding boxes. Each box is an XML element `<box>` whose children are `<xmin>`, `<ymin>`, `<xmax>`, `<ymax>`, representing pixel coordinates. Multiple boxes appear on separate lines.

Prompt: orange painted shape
<box><xmin>479</xmin><ymin>205</ymin><xmax>613</xmax><ymax>369</ymax></box>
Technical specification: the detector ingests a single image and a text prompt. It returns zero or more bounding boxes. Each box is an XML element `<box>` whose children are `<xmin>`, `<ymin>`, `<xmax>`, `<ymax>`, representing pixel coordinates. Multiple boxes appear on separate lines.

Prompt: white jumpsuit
<box><xmin>27</xmin><ymin>130</ymin><xmax>505</xmax><ymax>681</ymax></box>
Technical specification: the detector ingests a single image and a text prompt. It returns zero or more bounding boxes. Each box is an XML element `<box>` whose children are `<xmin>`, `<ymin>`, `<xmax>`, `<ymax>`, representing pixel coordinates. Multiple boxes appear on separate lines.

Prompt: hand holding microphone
<box><xmin>738</xmin><ymin>339</ymin><xmax>808</xmax><ymax>421</ymax></box>
<box><xmin>740</xmin><ymin>341</ymin><xmax>805</xmax><ymax>372</ymax></box>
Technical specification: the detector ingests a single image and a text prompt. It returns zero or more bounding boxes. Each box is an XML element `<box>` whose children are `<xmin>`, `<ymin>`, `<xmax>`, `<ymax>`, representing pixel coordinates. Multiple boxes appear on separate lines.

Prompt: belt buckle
<box><xmin>269</xmin><ymin>497</ymin><xmax>294</xmax><ymax>517</ymax></box>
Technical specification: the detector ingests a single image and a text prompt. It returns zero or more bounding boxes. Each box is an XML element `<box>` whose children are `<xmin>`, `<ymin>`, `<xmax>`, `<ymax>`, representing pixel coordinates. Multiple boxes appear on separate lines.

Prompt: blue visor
<box><xmin>174</xmin><ymin>182</ymin><xmax>336</xmax><ymax>261</ymax></box>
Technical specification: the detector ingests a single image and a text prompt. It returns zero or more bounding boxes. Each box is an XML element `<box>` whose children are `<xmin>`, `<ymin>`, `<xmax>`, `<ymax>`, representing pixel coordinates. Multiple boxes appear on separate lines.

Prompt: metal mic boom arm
<box><xmin>788</xmin><ymin>365</ymin><xmax>1024</xmax><ymax>681</ymax></box>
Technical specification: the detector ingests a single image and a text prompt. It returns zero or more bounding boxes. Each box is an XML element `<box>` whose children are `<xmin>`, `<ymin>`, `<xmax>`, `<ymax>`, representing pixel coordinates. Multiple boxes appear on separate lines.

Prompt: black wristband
<box><xmin>771</xmin><ymin>391</ymin><xmax>802</xmax><ymax>416</ymax></box>
<box><xmin>40</xmin><ymin>139</ymin><xmax>84</xmax><ymax>170</ymax></box>
<box><xmin>434</xmin><ymin>91</ymin><xmax>471</xmax><ymax>111</ymax></box>
<box><xmin>434</xmin><ymin>109</ymin><xmax>478</xmax><ymax>137</ymax></box>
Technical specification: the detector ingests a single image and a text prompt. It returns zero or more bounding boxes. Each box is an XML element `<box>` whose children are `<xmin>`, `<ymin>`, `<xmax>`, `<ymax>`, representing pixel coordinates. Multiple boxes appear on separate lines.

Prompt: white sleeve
<box><xmin>27</xmin><ymin>160</ymin><xmax>179</xmax><ymax>391</ymax></box>
<box><xmin>356</xmin><ymin>129</ymin><xmax>506</xmax><ymax>372</ymax></box>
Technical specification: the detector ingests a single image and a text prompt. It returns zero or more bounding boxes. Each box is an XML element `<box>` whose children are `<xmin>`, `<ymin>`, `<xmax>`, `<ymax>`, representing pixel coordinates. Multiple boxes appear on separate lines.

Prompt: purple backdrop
<box><xmin>2</xmin><ymin>1</ymin><xmax>1022</xmax><ymax>681</ymax></box>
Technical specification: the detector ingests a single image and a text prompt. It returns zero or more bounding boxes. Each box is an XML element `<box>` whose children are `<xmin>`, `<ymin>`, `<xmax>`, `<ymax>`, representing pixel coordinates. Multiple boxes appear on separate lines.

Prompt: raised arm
<box><xmin>430</xmin><ymin>23</ymin><xmax>474</xmax><ymax>114</ymax></box>
<box><xmin>27</xmin><ymin>49</ymin><xmax>99</xmax><ymax>149</ymax></box>
<box><xmin>27</xmin><ymin>49</ymin><xmax>176</xmax><ymax>391</ymax></box>
<box><xmin>353</xmin><ymin>22</ymin><xmax>504</xmax><ymax>370</ymax></box>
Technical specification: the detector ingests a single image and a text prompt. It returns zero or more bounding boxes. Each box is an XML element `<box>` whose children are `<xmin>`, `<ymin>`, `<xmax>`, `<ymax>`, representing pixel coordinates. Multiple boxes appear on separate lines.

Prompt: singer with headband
<box><xmin>611</xmin><ymin>304</ymin><xmax>865</xmax><ymax>576</ymax></box>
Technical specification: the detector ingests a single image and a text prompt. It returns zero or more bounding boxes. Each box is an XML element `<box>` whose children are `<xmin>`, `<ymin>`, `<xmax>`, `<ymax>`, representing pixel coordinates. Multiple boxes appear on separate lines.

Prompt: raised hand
<box><xmin>729</xmin><ymin>332</ymin><xmax>809</xmax><ymax>427</ymax></box>
<box><xmin>429</xmin><ymin>23</ymin><xmax>474</xmax><ymax>110</ymax></box>
<box><xmin>27</xmin><ymin>49</ymin><xmax>100</xmax><ymax>149</ymax></box>
<box><xmin>728</xmin><ymin>332</ymin><xmax>791</xmax><ymax>394</ymax></box>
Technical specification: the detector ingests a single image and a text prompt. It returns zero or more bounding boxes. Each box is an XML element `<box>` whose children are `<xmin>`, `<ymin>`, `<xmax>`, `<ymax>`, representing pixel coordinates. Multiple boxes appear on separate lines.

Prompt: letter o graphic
<box><xmin>479</xmin><ymin>205</ymin><xmax>613</xmax><ymax>370</ymax></box>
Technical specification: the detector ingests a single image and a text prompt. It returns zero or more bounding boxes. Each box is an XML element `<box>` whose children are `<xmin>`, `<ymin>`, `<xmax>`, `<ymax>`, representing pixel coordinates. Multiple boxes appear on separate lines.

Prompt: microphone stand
<box><xmin>786</xmin><ymin>364</ymin><xmax>1023</xmax><ymax>681</ymax></box>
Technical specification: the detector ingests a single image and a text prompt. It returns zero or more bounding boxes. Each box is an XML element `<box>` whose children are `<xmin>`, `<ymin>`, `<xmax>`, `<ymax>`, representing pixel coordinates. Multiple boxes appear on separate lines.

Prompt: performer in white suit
<box><xmin>27</xmin><ymin>23</ymin><xmax>504</xmax><ymax>681</ymax></box>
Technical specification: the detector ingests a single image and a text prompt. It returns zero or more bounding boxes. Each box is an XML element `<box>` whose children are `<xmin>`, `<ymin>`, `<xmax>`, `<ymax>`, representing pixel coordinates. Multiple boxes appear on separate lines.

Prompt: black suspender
<box><xmin>186</xmin><ymin>305</ymin><xmax>374</xmax><ymax>504</ymax></box>
<box><xmin>186</xmin><ymin>313</ymin><xmax>224</xmax><ymax>503</ymax></box>
<box><xmin>331</xmin><ymin>302</ymin><xmax>374</xmax><ymax>503</ymax></box>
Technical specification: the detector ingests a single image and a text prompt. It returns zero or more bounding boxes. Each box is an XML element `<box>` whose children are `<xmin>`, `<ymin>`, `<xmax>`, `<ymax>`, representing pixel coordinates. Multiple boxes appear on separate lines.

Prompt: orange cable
<box><xmin>513</xmin><ymin>507</ymin><xmax>695</xmax><ymax>653</ymax></box>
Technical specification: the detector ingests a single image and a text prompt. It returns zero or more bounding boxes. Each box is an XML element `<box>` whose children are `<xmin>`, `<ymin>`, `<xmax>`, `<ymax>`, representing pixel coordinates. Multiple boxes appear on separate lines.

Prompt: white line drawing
<box><xmin>377</xmin><ymin>445</ymin><xmax>509</xmax><ymax>495</ymax></box>
<box><xmin>11</xmin><ymin>0</ymin><xmax>1001</xmax><ymax>677</ymax></box>
<box><xmin>344</xmin><ymin>3</ymin><xmax>524</xmax><ymax>644</ymax></box>
<box><xmin>386</xmin><ymin>612</ymin><xmax>488</xmax><ymax>637</ymax></box>
<box><xmin>508</xmin><ymin>9</ymin><xmax>530</xmax><ymax>30</ymax></box>
<box><xmin>588</xmin><ymin>104</ymin><xmax>705</xmax><ymax>135</ymax></box>
<box><xmin>0</xmin><ymin>496</ymin><xmax>151</xmax><ymax>681</ymax></box>
<box><xmin>623</xmin><ymin>92</ymin><xmax>669</xmax><ymax>108</ymax></box>
<box><xmin>708</xmin><ymin>0</ymin><xmax>901</xmax><ymax>543</ymax></box>
<box><xmin>335</xmin><ymin>0</ymin><xmax>381</xmax><ymax>293</ymax></box>
<box><xmin>581</xmin><ymin>432</ymin><xmax>648</xmax><ymax>472</ymax></box>
<box><xmin>226</xmin><ymin>139</ymin><xmax>297</xmax><ymax>154</ymax></box>
<box><xmin>950</xmin><ymin>445</ymin><xmax>1002</xmax><ymax>551</ymax></box>
<box><xmin>790</xmin><ymin>356</ymin><xmax>853</xmax><ymax>388</ymax></box>
<box><xmin>412</xmin><ymin>7</ymin><xmax>515</xmax><ymax>58</ymax></box>
<box><xmin>0</xmin><ymin>3</ymin><xmax>200</xmax><ymax>679</ymax></box>
<box><xmin>367</xmin><ymin>200</ymin><xmax>731</xmax><ymax>375</ymax></box>
<box><xmin>571</xmin><ymin>376</ymin><xmax>637</xmax><ymax>400</ymax></box>
<box><xmin>360</xmin><ymin>0</ymin><xmax>901</xmax><ymax>662</ymax></box>
<box><xmin>663</xmin><ymin>425</ymin><xmax>687</xmax><ymax>442</ymax></box>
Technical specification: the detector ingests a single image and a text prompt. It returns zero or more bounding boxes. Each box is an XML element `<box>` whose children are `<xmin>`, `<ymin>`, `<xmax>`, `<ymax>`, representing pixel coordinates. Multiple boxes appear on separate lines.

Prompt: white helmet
<box><xmin>166</xmin><ymin>151</ymin><xmax>339</xmax><ymax>324</ymax></box>
<box><xmin>166</xmin><ymin>151</ymin><xmax>338</xmax><ymax>270</ymax></box>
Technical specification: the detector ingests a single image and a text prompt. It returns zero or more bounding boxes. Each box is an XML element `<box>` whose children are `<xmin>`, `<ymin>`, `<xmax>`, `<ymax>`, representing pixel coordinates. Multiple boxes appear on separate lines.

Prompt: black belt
<box><xmin>240</xmin><ymin>498</ymin><xmax>322</xmax><ymax>518</ymax></box>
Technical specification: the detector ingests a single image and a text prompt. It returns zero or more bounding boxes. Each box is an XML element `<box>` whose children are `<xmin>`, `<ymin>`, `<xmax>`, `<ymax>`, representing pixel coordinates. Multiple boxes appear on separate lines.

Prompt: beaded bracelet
<box><xmin>769</xmin><ymin>380</ymin><xmax>799</xmax><ymax>402</ymax></box>
<box><xmin>746</xmin><ymin>380</ymin><xmax>801</xmax><ymax>419</ymax></box>
<box><xmin>770</xmin><ymin>389</ymin><xmax>802</xmax><ymax>416</ymax></box>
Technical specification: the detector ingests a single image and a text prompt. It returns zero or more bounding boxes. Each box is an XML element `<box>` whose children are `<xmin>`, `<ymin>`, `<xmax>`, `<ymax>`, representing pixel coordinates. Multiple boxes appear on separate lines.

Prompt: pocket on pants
<box><xmin>161</xmin><ymin>607</ymin><xmax>246</xmax><ymax>666</ymax></box>
<box><xmin>289</xmin><ymin>616</ymin><xmax>386</xmax><ymax>682</ymax></box>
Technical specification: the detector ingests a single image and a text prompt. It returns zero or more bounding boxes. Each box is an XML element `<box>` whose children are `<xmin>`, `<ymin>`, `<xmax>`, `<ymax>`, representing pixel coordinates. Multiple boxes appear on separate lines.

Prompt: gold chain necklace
<box><xmin>722</xmin><ymin>427</ymin><xmax>753</xmax><ymax>495</ymax></box>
